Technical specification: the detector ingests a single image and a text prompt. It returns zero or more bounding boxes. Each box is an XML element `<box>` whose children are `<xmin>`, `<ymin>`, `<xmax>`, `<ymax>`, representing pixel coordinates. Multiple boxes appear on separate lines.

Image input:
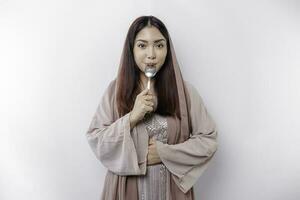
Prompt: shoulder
<box><xmin>183</xmin><ymin>80</ymin><xmax>206</xmax><ymax>107</ymax></box>
<box><xmin>183</xmin><ymin>80</ymin><xmax>202</xmax><ymax>99</ymax></box>
<box><xmin>103</xmin><ymin>78</ymin><xmax>117</xmax><ymax>97</ymax></box>
<box><xmin>99</xmin><ymin>78</ymin><xmax>118</xmax><ymax>107</ymax></box>
<box><xmin>107</xmin><ymin>78</ymin><xmax>117</xmax><ymax>92</ymax></box>
<box><xmin>183</xmin><ymin>80</ymin><xmax>195</xmax><ymax>94</ymax></box>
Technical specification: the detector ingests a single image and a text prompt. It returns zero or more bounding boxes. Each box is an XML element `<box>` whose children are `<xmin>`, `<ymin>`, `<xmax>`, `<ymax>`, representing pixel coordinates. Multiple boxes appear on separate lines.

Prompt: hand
<box><xmin>129</xmin><ymin>88</ymin><xmax>156</xmax><ymax>127</ymax></box>
<box><xmin>147</xmin><ymin>138</ymin><xmax>162</xmax><ymax>166</ymax></box>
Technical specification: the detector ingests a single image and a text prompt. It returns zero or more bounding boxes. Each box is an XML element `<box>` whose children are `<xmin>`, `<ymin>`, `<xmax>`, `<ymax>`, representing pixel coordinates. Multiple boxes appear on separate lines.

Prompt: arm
<box><xmin>129</xmin><ymin>112</ymin><xmax>139</xmax><ymax>131</ymax></box>
<box><xmin>85</xmin><ymin>80</ymin><xmax>143</xmax><ymax>176</ymax></box>
<box><xmin>155</xmin><ymin>82</ymin><xmax>218</xmax><ymax>193</ymax></box>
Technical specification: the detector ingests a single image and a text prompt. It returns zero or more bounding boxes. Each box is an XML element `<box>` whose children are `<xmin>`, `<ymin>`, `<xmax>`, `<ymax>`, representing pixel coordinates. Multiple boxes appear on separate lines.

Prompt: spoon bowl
<box><xmin>145</xmin><ymin>66</ymin><xmax>157</xmax><ymax>78</ymax></box>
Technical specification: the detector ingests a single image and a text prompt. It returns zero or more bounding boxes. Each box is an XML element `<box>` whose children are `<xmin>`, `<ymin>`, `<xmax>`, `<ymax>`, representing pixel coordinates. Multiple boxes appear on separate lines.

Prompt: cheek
<box><xmin>158</xmin><ymin>50</ymin><xmax>167</xmax><ymax>63</ymax></box>
<box><xmin>133</xmin><ymin>51</ymin><xmax>145</xmax><ymax>71</ymax></box>
<box><xmin>156</xmin><ymin>51</ymin><xmax>167</xmax><ymax>71</ymax></box>
<box><xmin>133</xmin><ymin>51</ymin><xmax>143</xmax><ymax>63</ymax></box>
<box><xmin>136</xmin><ymin>56</ymin><xmax>144</xmax><ymax>66</ymax></box>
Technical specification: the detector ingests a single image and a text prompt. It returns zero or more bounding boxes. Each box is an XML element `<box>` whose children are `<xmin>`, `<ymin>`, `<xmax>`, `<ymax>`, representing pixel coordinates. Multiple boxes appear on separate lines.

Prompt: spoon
<box><xmin>144</xmin><ymin>65</ymin><xmax>157</xmax><ymax>89</ymax></box>
<box><xmin>143</xmin><ymin>65</ymin><xmax>157</xmax><ymax>119</ymax></box>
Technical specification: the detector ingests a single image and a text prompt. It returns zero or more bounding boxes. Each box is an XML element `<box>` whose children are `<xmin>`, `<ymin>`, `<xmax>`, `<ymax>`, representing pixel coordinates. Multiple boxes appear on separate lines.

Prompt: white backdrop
<box><xmin>1</xmin><ymin>0</ymin><xmax>299</xmax><ymax>199</ymax></box>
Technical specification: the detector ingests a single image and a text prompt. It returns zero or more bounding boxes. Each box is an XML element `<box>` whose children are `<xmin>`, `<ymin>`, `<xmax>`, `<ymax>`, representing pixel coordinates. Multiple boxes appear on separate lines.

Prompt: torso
<box><xmin>138</xmin><ymin>113</ymin><xmax>168</xmax><ymax>200</ymax></box>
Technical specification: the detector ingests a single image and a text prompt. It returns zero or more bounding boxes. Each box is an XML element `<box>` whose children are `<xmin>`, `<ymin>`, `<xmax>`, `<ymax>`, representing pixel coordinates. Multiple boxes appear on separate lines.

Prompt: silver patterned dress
<box><xmin>137</xmin><ymin>113</ymin><xmax>169</xmax><ymax>200</ymax></box>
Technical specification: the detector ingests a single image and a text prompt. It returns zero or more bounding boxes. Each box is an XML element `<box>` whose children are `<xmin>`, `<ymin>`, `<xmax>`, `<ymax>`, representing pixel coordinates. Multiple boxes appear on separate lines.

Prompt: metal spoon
<box><xmin>144</xmin><ymin>65</ymin><xmax>157</xmax><ymax>89</ymax></box>
<box><xmin>143</xmin><ymin>65</ymin><xmax>157</xmax><ymax>119</ymax></box>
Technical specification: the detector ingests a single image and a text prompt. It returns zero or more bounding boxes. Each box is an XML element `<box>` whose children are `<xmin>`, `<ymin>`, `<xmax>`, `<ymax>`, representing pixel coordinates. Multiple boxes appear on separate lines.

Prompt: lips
<box><xmin>146</xmin><ymin>63</ymin><xmax>157</xmax><ymax>66</ymax></box>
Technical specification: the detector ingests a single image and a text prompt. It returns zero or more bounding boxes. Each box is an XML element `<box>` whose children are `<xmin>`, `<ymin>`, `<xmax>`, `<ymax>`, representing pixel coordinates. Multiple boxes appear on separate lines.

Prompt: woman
<box><xmin>86</xmin><ymin>16</ymin><xmax>218</xmax><ymax>200</ymax></box>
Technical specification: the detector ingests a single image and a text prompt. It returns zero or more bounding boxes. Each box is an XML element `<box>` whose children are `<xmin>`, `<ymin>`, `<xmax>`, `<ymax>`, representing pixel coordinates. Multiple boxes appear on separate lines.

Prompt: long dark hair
<box><xmin>116</xmin><ymin>16</ymin><xmax>180</xmax><ymax>119</ymax></box>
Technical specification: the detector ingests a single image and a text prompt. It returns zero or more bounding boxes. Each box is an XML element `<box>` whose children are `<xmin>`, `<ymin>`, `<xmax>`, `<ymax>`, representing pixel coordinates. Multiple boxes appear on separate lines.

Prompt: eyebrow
<box><xmin>135</xmin><ymin>39</ymin><xmax>166</xmax><ymax>43</ymax></box>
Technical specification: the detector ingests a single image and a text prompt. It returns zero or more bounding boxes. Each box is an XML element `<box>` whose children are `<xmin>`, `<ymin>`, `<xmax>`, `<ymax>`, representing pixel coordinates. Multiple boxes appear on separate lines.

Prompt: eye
<box><xmin>137</xmin><ymin>43</ymin><xmax>146</xmax><ymax>48</ymax></box>
<box><xmin>156</xmin><ymin>43</ymin><xmax>164</xmax><ymax>48</ymax></box>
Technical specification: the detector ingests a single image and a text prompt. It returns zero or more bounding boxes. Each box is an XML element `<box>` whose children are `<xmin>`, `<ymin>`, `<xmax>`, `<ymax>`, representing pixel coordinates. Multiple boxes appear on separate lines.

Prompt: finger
<box><xmin>148</xmin><ymin>146</ymin><xmax>154</xmax><ymax>153</ymax></box>
<box><xmin>143</xmin><ymin>100</ymin><xmax>154</xmax><ymax>107</ymax></box>
<box><xmin>139</xmin><ymin>88</ymin><xmax>149</xmax><ymax>96</ymax></box>
<box><xmin>151</xmin><ymin>138</ymin><xmax>156</xmax><ymax>145</ymax></box>
<box><xmin>149</xmin><ymin>138</ymin><xmax>154</xmax><ymax>144</ymax></box>
<box><xmin>144</xmin><ymin>96</ymin><xmax>156</xmax><ymax>105</ymax></box>
<box><xmin>148</xmin><ymin>90</ymin><xmax>154</xmax><ymax>95</ymax></box>
<box><xmin>143</xmin><ymin>95</ymin><xmax>154</xmax><ymax>100</ymax></box>
<box><xmin>144</xmin><ymin>105</ymin><xmax>153</xmax><ymax>112</ymax></box>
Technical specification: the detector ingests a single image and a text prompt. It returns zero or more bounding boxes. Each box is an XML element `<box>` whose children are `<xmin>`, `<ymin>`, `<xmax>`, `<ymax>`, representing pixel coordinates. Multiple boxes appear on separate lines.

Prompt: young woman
<box><xmin>86</xmin><ymin>15</ymin><xmax>218</xmax><ymax>200</ymax></box>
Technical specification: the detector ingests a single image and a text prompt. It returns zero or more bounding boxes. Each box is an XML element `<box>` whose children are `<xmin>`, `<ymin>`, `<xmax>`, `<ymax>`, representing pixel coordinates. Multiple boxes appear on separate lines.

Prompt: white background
<box><xmin>1</xmin><ymin>0</ymin><xmax>299</xmax><ymax>199</ymax></box>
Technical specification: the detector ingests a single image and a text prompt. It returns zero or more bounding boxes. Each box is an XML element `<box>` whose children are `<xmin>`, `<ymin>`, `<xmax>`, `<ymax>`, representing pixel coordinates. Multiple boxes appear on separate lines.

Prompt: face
<box><xmin>133</xmin><ymin>26</ymin><xmax>168</xmax><ymax>75</ymax></box>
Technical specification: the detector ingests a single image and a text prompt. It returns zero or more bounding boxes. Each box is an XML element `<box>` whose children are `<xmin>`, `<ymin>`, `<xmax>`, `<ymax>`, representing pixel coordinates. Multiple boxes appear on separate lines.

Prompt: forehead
<box><xmin>134</xmin><ymin>26</ymin><xmax>166</xmax><ymax>42</ymax></box>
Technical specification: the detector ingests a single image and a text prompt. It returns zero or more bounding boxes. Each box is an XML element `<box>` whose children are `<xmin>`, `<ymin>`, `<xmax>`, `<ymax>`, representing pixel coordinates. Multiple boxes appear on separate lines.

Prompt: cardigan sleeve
<box><xmin>85</xmin><ymin>80</ymin><xmax>143</xmax><ymax>176</ymax></box>
<box><xmin>155</xmin><ymin>82</ymin><xmax>218</xmax><ymax>193</ymax></box>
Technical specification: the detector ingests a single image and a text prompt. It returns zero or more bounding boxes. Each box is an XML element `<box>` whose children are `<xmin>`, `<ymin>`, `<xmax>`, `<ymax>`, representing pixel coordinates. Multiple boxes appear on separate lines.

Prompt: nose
<box><xmin>147</xmin><ymin>46</ymin><xmax>156</xmax><ymax>59</ymax></box>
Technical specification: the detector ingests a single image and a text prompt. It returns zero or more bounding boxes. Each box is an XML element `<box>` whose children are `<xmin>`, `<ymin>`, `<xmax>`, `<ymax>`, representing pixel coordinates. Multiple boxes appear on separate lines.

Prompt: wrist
<box><xmin>129</xmin><ymin>112</ymin><xmax>138</xmax><ymax>129</ymax></box>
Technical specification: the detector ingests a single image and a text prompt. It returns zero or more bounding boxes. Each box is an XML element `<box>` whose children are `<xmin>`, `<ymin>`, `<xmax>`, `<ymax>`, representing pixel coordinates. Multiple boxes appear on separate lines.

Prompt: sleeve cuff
<box><xmin>155</xmin><ymin>140</ymin><xmax>184</xmax><ymax>179</ymax></box>
<box><xmin>155</xmin><ymin>140</ymin><xmax>212</xmax><ymax>194</ymax></box>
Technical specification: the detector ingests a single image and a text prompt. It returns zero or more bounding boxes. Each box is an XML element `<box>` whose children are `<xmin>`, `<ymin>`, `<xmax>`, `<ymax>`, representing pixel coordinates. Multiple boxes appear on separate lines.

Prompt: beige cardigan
<box><xmin>86</xmin><ymin>79</ymin><xmax>218</xmax><ymax>194</ymax></box>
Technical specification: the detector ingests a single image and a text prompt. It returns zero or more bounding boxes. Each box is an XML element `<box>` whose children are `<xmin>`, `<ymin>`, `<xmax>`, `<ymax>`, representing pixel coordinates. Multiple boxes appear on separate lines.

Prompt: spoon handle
<box><xmin>147</xmin><ymin>77</ymin><xmax>151</xmax><ymax>89</ymax></box>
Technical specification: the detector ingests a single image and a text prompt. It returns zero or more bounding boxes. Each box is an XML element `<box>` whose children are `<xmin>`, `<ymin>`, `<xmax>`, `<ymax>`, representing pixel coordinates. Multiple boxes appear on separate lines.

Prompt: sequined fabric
<box><xmin>137</xmin><ymin>113</ymin><xmax>168</xmax><ymax>200</ymax></box>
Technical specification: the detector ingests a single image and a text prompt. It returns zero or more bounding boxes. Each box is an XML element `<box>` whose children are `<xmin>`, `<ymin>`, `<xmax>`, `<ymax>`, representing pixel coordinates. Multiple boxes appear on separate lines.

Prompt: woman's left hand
<box><xmin>147</xmin><ymin>138</ymin><xmax>162</xmax><ymax>165</ymax></box>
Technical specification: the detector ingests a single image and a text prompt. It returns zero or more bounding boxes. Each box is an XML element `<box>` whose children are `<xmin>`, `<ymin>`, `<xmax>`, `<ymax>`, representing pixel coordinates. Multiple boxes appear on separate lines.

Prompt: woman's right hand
<box><xmin>129</xmin><ymin>88</ymin><xmax>156</xmax><ymax>128</ymax></box>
